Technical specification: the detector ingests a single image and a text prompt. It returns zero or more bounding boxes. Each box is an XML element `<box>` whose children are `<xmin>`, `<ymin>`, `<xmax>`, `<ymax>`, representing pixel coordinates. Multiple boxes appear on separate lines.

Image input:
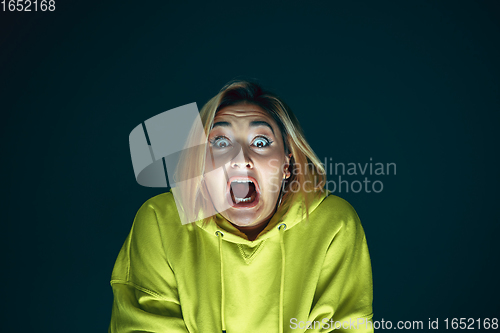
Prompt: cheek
<box><xmin>204</xmin><ymin>169</ymin><xmax>226</xmax><ymax>194</ymax></box>
<box><xmin>258</xmin><ymin>160</ymin><xmax>285</xmax><ymax>193</ymax></box>
<box><xmin>259</xmin><ymin>151</ymin><xmax>285</xmax><ymax>174</ymax></box>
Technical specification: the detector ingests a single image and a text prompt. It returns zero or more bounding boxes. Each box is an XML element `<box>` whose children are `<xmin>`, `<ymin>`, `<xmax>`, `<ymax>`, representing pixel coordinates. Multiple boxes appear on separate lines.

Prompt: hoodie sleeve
<box><xmin>306</xmin><ymin>201</ymin><xmax>374</xmax><ymax>333</ymax></box>
<box><xmin>108</xmin><ymin>201</ymin><xmax>189</xmax><ymax>333</ymax></box>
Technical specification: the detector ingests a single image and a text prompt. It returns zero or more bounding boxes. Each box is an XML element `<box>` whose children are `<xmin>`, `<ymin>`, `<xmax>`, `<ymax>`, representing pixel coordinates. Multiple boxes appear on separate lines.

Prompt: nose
<box><xmin>231</xmin><ymin>147</ymin><xmax>253</xmax><ymax>169</ymax></box>
<box><xmin>232</xmin><ymin>161</ymin><xmax>253</xmax><ymax>168</ymax></box>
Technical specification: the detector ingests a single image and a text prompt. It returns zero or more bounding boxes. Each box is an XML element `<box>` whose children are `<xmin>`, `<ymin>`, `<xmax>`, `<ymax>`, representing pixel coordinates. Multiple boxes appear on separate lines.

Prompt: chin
<box><xmin>224</xmin><ymin>210</ymin><xmax>260</xmax><ymax>227</ymax></box>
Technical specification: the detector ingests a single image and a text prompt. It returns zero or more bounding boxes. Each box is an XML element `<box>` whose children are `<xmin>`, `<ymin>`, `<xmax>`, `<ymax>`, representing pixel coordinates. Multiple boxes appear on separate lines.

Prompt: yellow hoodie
<box><xmin>108</xmin><ymin>189</ymin><xmax>373</xmax><ymax>332</ymax></box>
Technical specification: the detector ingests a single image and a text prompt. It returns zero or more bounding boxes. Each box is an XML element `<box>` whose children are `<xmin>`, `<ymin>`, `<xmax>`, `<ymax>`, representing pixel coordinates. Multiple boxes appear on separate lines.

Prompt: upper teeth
<box><xmin>232</xmin><ymin>179</ymin><xmax>253</xmax><ymax>183</ymax></box>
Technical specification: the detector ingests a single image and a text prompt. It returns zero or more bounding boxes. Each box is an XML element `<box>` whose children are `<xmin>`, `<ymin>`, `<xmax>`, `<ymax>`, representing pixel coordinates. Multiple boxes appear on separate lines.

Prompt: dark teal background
<box><xmin>2</xmin><ymin>1</ymin><xmax>499</xmax><ymax>331</ymax></box>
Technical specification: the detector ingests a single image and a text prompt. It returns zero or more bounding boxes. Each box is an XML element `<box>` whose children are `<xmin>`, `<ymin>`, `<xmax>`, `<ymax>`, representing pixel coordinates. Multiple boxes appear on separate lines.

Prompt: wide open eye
<box><xmin>211</xmin><ymin>136</ymin><xmax>232</xmax><ymax>149</ymax></box>
<box><xmin>252</xmin><ymin>136</ymin><xmax>272</xmax><ymax>148</ymax></box>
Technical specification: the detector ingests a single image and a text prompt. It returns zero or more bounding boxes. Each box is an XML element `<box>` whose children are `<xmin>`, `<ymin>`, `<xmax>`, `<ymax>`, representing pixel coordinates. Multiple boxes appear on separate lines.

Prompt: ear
<box><xmin>283</xmin><ymin>153</ymin><xmax>292</xmax><ymax>179</ymax></box>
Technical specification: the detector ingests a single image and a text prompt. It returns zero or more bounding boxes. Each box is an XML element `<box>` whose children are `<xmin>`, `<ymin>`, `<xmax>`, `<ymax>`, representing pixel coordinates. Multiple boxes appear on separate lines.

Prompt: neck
<box><xmin>231</xmin><ymin>219</ymin><xmax>270</xmax><ymax>241</ymax></box>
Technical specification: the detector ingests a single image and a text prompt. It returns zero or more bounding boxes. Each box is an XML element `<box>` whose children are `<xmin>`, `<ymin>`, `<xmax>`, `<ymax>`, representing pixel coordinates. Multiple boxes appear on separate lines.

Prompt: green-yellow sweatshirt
<box><xmin>108</xmin><ymin>189</ymin><xmax>373</xmax><ymax>332</ymax></box>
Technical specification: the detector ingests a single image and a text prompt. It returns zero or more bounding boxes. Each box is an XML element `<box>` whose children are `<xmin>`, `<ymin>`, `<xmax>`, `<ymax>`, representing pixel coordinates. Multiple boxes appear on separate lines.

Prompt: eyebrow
<box><xmin>211</xmin><ymin>121</ymin><xmax>231</xmax><ymax>129</ymax></box>
<box><xmin>250</xmin><ymin>121</ymin><xmax>275</xmax><ymax>135</ymax></box>
<box><xmin>212</xmin><ymin>120</ymin><xmax>275</xmax><ymax>135</ymax></box>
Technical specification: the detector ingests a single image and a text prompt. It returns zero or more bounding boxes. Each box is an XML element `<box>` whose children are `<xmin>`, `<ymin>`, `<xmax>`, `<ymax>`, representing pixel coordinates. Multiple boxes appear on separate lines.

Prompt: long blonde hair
<box><xmin>173</xmin><ymin>80</ymin><xmax>326</xmax><ymax>225</ymax></box>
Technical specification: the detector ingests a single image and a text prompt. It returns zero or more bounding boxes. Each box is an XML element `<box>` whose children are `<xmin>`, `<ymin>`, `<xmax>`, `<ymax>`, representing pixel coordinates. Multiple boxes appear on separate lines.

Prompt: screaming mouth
<box><xmin>226</xmin><ymin>177</ymin><xmax>260</xmax><ymax>208</ymax></box>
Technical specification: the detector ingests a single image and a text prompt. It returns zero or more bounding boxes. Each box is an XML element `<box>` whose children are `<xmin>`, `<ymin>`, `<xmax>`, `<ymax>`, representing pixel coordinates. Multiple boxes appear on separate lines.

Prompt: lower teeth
<box><xmin>235</xmin><ymin>197</ymin><xmax>252</xmax><ymax>203</ymax></box>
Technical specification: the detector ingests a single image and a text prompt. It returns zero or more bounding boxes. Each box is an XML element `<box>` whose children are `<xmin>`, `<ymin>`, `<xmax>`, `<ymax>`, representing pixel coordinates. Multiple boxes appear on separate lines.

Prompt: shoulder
<box><xmin>131</xmin><ymin>191</ymin><xmax>183</xmax><ymax>234</ymax></box>
<box><xmin>133</xmin><ymin>191</ymin><xmax>178</xmax><ymax>219</ymax></box>
<box><xmin>138</xmin><ymin>191</ymin><xmax>178</xmax><ymax>217</ymax></box>
<box><xmin>313</xmin><ymin>193</ymin><xmax>364</xmax><ymax>236</ymax></box>
<box><xmin>319</xmin><ymin>194</ymin><xmax>359</xmax><ymax>218</ymax></box>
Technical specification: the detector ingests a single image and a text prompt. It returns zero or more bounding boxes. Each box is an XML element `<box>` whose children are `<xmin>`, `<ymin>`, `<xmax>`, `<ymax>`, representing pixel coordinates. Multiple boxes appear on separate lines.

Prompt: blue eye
<box><xmin>252</xmin><ymin>136</ymin><xmax>271</xmax><ymax>148</ymax></box>
<box><xmin>211</xmin><ymin>136</ymin><xmax>231</xmax><ymax>149</ymax></box>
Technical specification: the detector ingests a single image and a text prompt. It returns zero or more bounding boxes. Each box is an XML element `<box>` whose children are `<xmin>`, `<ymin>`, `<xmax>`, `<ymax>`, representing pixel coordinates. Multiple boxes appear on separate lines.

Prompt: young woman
<box><xmin>108</xmin><ymin>81</ymin><xmax>374</xmax><ymax>333</ymax></box>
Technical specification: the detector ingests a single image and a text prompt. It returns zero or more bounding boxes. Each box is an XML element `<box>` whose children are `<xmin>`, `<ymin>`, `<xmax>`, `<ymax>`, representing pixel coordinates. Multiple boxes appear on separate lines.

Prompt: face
<box><xmin>202</xmin><ymin>103</ymin><xmax>290</xmax><ymax>228</ymax></box>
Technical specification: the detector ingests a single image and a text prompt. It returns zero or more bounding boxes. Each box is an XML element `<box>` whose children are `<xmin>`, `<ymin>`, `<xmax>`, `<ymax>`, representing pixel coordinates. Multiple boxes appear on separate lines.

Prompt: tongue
<box><xmin>231</xmin><ymin>182</ymin><xmax>255</xmax><ymax>198</ymax></box>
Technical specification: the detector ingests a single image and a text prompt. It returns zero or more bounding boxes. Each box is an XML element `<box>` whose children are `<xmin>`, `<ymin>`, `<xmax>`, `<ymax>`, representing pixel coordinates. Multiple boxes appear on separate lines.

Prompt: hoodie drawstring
<box><xmin>278</xmin><ymin>223</ymin><xmax>287</xmax><ymax>333</ymax></box>
<box><xmin>216</xmin><ymin>224</ymin><xmax>287</xmax><ymax>333</ymax></box>
<box><xmin>216</xmin><ymin>231</ymin><xmax>226</xmax><ymax>333</ymax></box>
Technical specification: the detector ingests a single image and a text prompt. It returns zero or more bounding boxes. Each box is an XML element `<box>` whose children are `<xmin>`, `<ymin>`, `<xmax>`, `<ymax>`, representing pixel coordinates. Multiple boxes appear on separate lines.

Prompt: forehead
<box><xmin>213</xmin><ymin>104</ymin><xmax>278</xmax><ymax>129</ymax></box>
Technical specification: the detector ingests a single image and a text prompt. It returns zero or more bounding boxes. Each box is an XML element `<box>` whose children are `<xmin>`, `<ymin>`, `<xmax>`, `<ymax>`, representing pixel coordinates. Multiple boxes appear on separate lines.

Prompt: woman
<box><xmin>108</xmin><ymin>80</ymin><xmax>374</xmax><ymax>332</ymax></box>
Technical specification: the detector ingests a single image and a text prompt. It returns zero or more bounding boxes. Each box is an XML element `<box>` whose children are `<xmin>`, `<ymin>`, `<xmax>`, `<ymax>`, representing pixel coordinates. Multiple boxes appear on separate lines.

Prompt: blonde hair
<box><xmin>173</xmin><ymin>80</ymin><xmax>326</xmax><ymax>225</ymax></box>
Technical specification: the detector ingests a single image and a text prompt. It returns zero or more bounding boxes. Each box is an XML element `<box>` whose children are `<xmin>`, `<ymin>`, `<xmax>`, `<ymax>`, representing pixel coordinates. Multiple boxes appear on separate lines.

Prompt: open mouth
<box><xmin>226</xmin><ymin>176</ymin><xmax>260</xmax><ymax>208</ymax></box>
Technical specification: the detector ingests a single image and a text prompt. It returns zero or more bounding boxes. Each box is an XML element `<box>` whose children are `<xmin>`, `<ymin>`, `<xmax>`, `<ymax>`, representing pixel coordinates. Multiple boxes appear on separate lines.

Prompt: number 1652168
<box><xmin>1</xmin><ymin>0</ymin><xmax>55</xmax><ymax>11</ymax></box>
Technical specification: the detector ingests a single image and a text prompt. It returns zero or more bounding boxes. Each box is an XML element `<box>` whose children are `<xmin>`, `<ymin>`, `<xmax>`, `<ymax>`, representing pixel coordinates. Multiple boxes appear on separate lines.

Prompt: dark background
<box><xmin>2</xmin><ymin>0</ymin><xmax>499</xmax><ymax>332</ymax></box>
